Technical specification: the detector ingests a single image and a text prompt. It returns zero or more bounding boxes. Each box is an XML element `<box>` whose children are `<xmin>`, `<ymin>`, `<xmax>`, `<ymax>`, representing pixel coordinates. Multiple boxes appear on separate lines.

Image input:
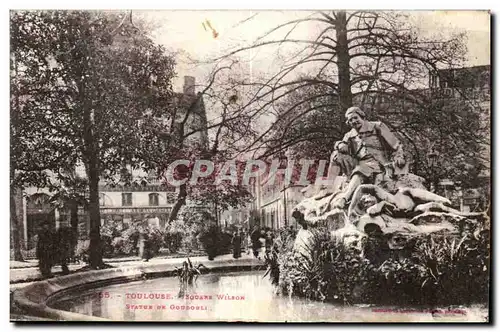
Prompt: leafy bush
<box><xmin>267</xmin><ymin>222</ymin><xmax>490</xmax><ymax>306</ymax></box>
<box><xmin>100</xmin><ymin>221</ymin><xmax>164</xmax><ymax>258</ymax></box>
<box><xmin>166</xmin><ymin>207</ymin><xmax>214</xmax><ymax>253</ymax></box>
<box><xmin>164</xmin><ymin>231</ymin><xmax>183</xmax><ymax>254</ymax></box>
<box><xmin>165</xmin><ymin>218</ymin><xmax>200</xmax><ymax>253</ymax></box>
<box><xmin>146</xmin><ymin>225</ymin><xmax>165</xmax><ymax>255</ymax></box>
<box><xmin>197</xmin><ymin>227</ymin><xmax>234</xmax><ymax>259</ymax></box>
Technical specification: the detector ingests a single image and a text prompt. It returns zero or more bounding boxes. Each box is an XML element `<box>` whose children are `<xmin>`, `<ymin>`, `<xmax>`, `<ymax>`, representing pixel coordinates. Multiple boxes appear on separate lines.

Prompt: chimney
<box><xmin>183</xmin><ymin>76</ymin><xmax>196</xmax><ymax>95</ymax></box>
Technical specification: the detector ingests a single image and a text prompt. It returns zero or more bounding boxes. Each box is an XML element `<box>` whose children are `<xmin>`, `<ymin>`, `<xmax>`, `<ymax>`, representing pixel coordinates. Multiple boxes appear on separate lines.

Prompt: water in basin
<box><xmin>52</xmin><ymin>270</ymin><xmax>487</xmax><ymax>322</ymax></box>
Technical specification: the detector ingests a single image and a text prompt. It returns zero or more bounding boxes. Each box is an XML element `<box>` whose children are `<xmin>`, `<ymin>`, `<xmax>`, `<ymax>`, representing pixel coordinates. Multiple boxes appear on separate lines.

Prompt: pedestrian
<box><xmin>265</xmin><ymin>228</ymin><xmax>274</xmax><ymax>256</ymax></box>
<box><xmin>250</xmin><ymin>225</ymin><xmax>261</xmax><ymax>258</ymax></box>
<box><xmin>244</xmin><ymin>231</ymin><xmax>252</xmax><ymax>255</ymax></box>
<box><xmin>258</xmin><ymin>229</ymin><xmax>267</xmax><ymax>259</ymax></box>
<box><xmin>286</xmin><ymin>225</ymin><xmax>296</xmax><ymax>242</ymax></box>
<box><xmin>137</xmin><ymin>223</ymin><xmax>153</xmax><ymax>262</ymax></box>
<box><xmin>36</xmin><ymin>221</ymin><xmax>54</xmax><ymax>278</ymax></box>
<box><xmin>231</xmin><ymin>230</ymin><xmax>242</xmax><ymax>259</ymax></box>
<box><xmin>54</xmin><ymin>226</ymin><xmax>76</xmax><ymax>275</ymax></box>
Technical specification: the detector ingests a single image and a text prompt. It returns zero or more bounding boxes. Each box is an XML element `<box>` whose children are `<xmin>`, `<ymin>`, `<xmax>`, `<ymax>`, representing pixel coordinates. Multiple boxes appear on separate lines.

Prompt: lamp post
<box><xmin>427</xmin><ymin>149</ymin><xmax>439</xmax><ymax>192</ymax></box>
<box><xmin>282</xmin><ymin>148</ymin><xmax>292</xmax><ymax>228</ymax></box>
<box><xmin>283</xmin><ymin>189</ymin><xmax>288</xmax><ymax>227</ymax></box>
<box><xmin>455</xmin><ymin>181</ymin><xmax>463</xmax><ymax>211</ymax></box>
<box><xmin>280</xmin><ymin>184</ymin><xmax>306</xmax><ymax>229</ymax></box>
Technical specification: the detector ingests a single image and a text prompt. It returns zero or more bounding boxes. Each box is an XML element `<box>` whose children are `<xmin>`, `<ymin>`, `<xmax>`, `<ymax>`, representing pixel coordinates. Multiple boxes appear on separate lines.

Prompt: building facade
<box><xmin>15</xmin><ymin>76</ymin><xmax>208</xmax><ymax>250</ymax></box>
<box><xmin>98</xmin><ymin>182</ymin><xmax>177</xmax><ymax>229</ymax></box>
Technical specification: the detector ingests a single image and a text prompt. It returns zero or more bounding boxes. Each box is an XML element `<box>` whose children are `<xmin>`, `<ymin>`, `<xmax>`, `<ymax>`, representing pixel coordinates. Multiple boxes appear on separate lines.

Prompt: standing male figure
<box><xmin>36</xmin><ymin>221</ymin><xmax>54</xmax><ymax>278</ymax></box>
<box><xmin>250</xmin><ymin>225</ymin><xmax>261</xmax><ymax>258</ymax></box>
<box><xmin>231</xmin><ymin>229</ymin><xmax>242</xmax><ymax>259</ymax></box>
<box><xmin>330</xmin><ymin>106</ymin><xmax>406</xmax><ymax>209</ymax></box>
<box><xmin>54</xmin><ymin>226</ymin><xmax>76</xmax><ymax>275</ymax></box>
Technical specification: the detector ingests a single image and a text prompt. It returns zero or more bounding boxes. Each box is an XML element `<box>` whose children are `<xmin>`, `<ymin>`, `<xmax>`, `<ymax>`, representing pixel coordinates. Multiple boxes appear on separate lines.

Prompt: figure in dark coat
<box><xmin>54</xmin><ymin>226</ymin><xmax>76</xmax><ymax>275</ymax></box>
<box><xmin>36</xmin><ymin>221</ymin><xmax>55</xmax><ymax>278</ymax></box>
<box><xmin>265</xmin><ymin>229</ymin><xmax>274</xmax><ymax>256</ymax></box>
<box><xmin>231</xmin><ymin>230</ymin><xmax>242</xmax><ymax>259</ymax></box>
<box><xmin>250</xmin><ymin>226</ymin><xmax>261</xmax><ymax>258</ymax></box>
<box><xmin>137</xmin><ymin>224</ymin><xmax>154</xmax><ymax>262</ymax></box>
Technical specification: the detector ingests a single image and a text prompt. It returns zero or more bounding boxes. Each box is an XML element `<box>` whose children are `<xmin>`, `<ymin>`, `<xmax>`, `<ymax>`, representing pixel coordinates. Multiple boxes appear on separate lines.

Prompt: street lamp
<box><xmin>283</xmin><ymin>189</ymin><xmax>288</xmax><ymax>227</ymax></box>
<box><xmin>427</xmin><ymin>149</ymin><xmax>439</xmax><ymax>192</ymax></box>
<box><xmin>280</xmin><ymin>184</ymin><xmax>306</xmax><ymax>229</ymax></box>
<box><xmin>454</xmin><ymin>181</ymin><xmax>463</xmax><ymax>211</ymax></box>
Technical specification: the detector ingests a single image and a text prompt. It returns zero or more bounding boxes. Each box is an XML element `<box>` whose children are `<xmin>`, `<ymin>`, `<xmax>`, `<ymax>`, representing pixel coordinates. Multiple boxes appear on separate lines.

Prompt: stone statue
<box><xmin>290</xmin><ymin>105</ymin><xmax>487</xmax><ymax>259</ymax></box>
<box><xmin>327</xmin><ymin>106</ymin><xmax>406</xmax><ymax>210</ymax></box>
<box><xmin>348</xmin><ymin>184</ymin><xmax>483</xmax><ymax>235</ymax></box>
<box><xmin>348</xmin><ymin>184</ymin><xmax>460</xmax><ymax>221</ymax></box>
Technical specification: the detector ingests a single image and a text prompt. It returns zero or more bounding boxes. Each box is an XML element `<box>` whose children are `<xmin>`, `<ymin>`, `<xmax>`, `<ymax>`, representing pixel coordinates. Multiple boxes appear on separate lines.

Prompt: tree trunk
<box><xmin>10</xmin><ymin>187</ymin><xmax>24</xmax><ymax>262</ymax></box>
<box><xmin>69</xmin><ymin>199</ymin><xmax>79</xmax><ymax>234</ymax></box>
<box><xmin>83</xmin><ymin>103</ymin><xmax>104</xmax><ymax>268</ymax></box>
<box><xmin>10</xmin><ymin>54</ymin><xmax>24</xmax><ymax>261</ymax></box>
<box><xmin>87</xmin><ymin>156</ymin><xmax>103</xmax><ymax>268</ymax></box>
<box><xmin>167</xmin><ymin>122</ymin><xmax>188</xmax><ymax>225</ymax></box>
<box><xmin>335</xmin><ymin>11</ymin><xmax>353</xmax><ymax>114</ymax></box>
<box><xmin>69</xmin><ymin>199</ymin><xmax>79</xmax><ymax>248</ymax></box>
<box><xmin>168</xmin><ymin>183</ymin><xmax>187</xmax><ymax>224</ymax></box>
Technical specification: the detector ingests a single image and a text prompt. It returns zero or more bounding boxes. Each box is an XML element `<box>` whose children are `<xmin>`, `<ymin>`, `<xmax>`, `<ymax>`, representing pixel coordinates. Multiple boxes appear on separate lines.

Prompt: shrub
<box><xmin>144</xmin><ymin>225</ymin><xmax>164</xmax><ymax>255</ymax></box>
<box><xmin>166</xmin><ymin>207</ymin><xmax>214</xmax><ymax>254</ymax></box>
<box><xmin>164</xmin><ymin>232</ymin><xmax>182</xmax><ymax>253</ymax></box>
<box><xmin>100</xmin><ymin>221</ymin><xmax>164</xmax><ymax>258</ymax></box>
<box><xmin>267</xmin><ymin>221</ymin><xmax>490</xmax><ymax>306</ymax></box>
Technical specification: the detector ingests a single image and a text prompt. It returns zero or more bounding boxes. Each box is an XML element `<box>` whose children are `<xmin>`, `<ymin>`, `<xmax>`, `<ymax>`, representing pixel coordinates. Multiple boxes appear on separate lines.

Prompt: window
<box><xmin>149</xmin><ymin>193</ymin><xmax>159</xmax><ymax>206</ymax></box>
<box><xmin>122</xmin><ymin>193</ymin><xmax>132</xmax><ymax>206</ymax></box>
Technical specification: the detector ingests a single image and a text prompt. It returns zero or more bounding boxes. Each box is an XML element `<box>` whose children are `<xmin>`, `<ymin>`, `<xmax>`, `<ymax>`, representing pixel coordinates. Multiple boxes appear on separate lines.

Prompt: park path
<box><xmin>10</xmin><ymin>252</ymin><xmax>259</xmax><ymax>286</ymax></box>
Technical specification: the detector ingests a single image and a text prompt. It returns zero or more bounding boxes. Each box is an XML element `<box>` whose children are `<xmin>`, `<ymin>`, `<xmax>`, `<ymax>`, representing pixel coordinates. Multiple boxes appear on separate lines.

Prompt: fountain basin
<box><xmin>12</xmin><ymin>256</ymin><xmax>487</xmax><ymax>322</ymax></box>
<box><xmin>12</xmin><ymin>257</ymin><xmax>263</xmax><ymax>321</ymax></box>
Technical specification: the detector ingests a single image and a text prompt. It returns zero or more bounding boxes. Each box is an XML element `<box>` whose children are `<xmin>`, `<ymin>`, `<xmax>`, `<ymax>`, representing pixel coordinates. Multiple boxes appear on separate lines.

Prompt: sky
<box><xmin>135</xmin><ymin>10</ymin><xmax>491</xmax><ymax>92</ymax></box>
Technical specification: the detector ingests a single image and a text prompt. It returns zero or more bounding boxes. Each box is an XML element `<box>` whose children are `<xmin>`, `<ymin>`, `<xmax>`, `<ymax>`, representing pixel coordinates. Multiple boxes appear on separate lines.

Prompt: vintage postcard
<box><xmin>10</xmin><ymin>10</ymin><xmax>491</xmax><ymax>323</ymax></box>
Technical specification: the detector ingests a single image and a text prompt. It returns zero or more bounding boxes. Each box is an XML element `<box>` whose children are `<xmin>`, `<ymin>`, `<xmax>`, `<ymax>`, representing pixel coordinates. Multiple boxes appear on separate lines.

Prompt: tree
<box><xmin>214</xmin><ymin>11</ymin><xmax>467</xmax><ymax>156</ymax></box>
<box><xmin>393</xmin><ymin>96</ymin><xmax>488</xmax><ymax>189</ymax></box>
<box><xmin>140</xmin><ymin>59</ymin><xmax>258</xmax><ymax>224</ymax></box>
<box><xmin>211</xmin><ymin>11</ymin><xmax>488</xmax><ymax>191</ymax></box>
<box><xmin>263</xmin><ymin>76</ymin><xmax>343</xmax><ymax>160</ymax></box>
<box><xmin>10</xmin><ymin>10</ymin><xmax>176</xmax><ymax>268</ymax></box>
<box><xmin>157</xmin><ymin>140</ymin><xmax>254</xmax><ymax>224</ymax></box>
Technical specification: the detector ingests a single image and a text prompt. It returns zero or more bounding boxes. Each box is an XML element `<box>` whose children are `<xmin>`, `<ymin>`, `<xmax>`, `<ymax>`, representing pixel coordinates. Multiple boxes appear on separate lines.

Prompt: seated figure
<box><xmin>328</xmin><ymin>106</ymin><xmax>406</xmax><ymax>210</ymax></box>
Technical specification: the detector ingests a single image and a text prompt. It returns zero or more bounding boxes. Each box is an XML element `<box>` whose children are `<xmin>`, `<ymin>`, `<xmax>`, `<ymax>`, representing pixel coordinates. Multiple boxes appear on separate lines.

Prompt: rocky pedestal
<box><xmin>291</xmin><ymin>173</ymin><xmax>488</xmax><ymax>260</ymax></box>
